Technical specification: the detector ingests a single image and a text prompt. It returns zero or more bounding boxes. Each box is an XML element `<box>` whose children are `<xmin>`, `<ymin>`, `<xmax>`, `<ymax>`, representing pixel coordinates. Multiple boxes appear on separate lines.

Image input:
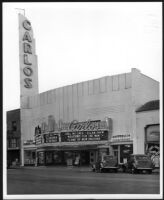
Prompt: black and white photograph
<box><xmin>3</xmin><ymin>2</ymin><xmax>162</xmax><ymax>199</ymax></box>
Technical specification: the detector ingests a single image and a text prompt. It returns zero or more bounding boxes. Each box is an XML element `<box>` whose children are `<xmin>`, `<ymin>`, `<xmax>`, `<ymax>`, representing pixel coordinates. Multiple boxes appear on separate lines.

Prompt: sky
<box><xmin>3</xmin><ymin>2</ymin><xmax>162</xmax><ymax>111</ymax></box>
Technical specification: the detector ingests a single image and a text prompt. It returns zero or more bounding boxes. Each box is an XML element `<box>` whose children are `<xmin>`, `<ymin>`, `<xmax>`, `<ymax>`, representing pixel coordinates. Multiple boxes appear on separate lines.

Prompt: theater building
<box><xmin>17</xmin><ymin>14</ymin><xmax>160</xmax><ymax>166</ymax></box>
<box><xmin>21</xmin><ymin>67</ymin><xmax>159</xmax><ymax>166</ymax></box>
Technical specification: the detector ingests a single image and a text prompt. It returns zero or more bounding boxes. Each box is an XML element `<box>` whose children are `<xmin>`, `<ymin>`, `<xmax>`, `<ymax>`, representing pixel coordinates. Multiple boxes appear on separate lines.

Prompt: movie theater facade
<box><xmin>21</xmin><ymin>67</ymin><xmax>159</xmax><ymax>166</ymax></box>
<box><xmin>18</xmin><ymin>14</ymin><xmax>159</xmax><ymax>166</ymax></box>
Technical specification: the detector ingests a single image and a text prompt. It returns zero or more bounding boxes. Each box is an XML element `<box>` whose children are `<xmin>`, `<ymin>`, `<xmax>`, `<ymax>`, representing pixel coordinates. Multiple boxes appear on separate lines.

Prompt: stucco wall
<box><xmin>132</xmin><ymin>68</ymin><xmax>159</xmax><ymax>109</ymax></box>
<box><xmin>135</xmin><ymin>110</ymin><xmax>159</xmax><ymax>154</ymax></box>
<box><xmin>22</xmin><ymin>72</ymin><xmax>133</xmax><ymax>141</ymax></box>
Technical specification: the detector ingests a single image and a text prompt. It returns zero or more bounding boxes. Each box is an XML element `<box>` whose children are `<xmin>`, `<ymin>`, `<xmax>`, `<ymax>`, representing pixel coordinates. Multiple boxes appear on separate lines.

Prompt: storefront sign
<box><xmin>24</xmin><ymin>140</ymin><xmax>35</xmax><ymax>145</ymax></box>
<box><xmin>43</xmin><ymin>133</ymin><xmax>59</xmax><ymax>143</ymax></box>
<box><xmin>21</xmin><ymin>18</ymin><xmax>33</xmax><ymax>88</ymax></box>
<box><xmin>35</xmin><ymin>135</ymin><xmax>42</xmax><ymax>145</ymax></box>
<box><xmin>35</xmin><ymin>133</ymin><xmax>59</xmax><ymax>145</ymax></box>
<box><xmin>146</xmin><ymin>132</ymin><xmax>159</xmax><ymax>142</ymax></box>
<box><xmin>68</xmin><ymin>120</ymin><xmax>107</xmax><ymax>131</ymax></box>
<box><xmin>19</xmin><ymin>14</ymin><xmax>38</xmax><ymax>97</ymax></box>
<box><xmin>111</xmin><ymin>134</ymin><xmax>131</xmax><ymax>142</ymax></box>
<box><xmin>61</xmin><ymin>130</ymin><xmax>108</xmax><ymax>142</ymax></box>
<box><xmin>34</xmin><ymin>118</ymin><xmax>111</xmax><ymax>144</ymax></box>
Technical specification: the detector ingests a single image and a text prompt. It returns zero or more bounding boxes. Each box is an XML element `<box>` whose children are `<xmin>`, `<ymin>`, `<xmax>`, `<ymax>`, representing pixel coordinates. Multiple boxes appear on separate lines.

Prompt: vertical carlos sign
<box><xmin>19</xmin><ymin>14</ymin><xmax>38</xmax><ymax>97</ymax></box>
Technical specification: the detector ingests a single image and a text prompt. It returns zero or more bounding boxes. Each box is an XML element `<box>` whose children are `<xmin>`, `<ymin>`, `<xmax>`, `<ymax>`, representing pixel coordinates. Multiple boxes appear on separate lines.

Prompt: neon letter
<box><xmin>24</xmin><ymin>78</ymin><xmax>32</xmax><ymax>88</ymax></box>
<box><xmin>24</xmin><ymin>43</ymin><xmax>32</xmax><ymax>54</ymax></box>
<box><xmin>24</xmin><ymin>54</ymin><xmax>32</xmax><ymax>65</ymax></box>
<box><xmin>23</xmin><ymin>20</ymin><xmax>31</xmax><ymax>31</ymax></box>
<box><xmin>23</xmin><ymin>32</ymin><xmax>32</xmax><ymax>42</ymax></box>
<box><xmin>23</xmin><ymin>67</ymin><xmax>33</xmax><ymax>76</ymax></box>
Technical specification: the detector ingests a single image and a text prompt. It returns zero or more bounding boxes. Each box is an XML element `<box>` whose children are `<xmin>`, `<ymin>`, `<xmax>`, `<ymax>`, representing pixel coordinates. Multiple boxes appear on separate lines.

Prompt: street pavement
<box><xmin>7</xmin><ymin>166</ymin><xmax>160</xmax><ymax>195</ymax></box>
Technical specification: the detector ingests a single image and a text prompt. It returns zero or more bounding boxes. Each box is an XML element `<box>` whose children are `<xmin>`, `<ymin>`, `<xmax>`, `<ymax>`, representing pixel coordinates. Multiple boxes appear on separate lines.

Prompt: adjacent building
<box><xmin>7</xmin><ymin>109</ymin><xmax>21</xmax><ymax>166</ymax></box>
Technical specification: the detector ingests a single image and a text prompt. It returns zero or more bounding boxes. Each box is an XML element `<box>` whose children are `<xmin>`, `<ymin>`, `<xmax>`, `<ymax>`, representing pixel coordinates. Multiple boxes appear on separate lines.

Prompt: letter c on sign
<box><xmin>23</xmin><ymin>20</ymin><xmax>31</xmax><ymax>31</ymax></box>
<box><xmin>23</xmin><ymin>67</ymin><xmax>33</xmax><ymax>76</ymax></box>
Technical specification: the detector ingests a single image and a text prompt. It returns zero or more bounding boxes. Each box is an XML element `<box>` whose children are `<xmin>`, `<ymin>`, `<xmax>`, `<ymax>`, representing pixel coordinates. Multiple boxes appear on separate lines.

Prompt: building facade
<box><xmin>20</xmin><ymin>68</ymin><xmax>159</xmax><ymax>166</ymax></box>
<box><xmin>136</xmin><ymin>100</ymin><xmax>160</xmax><ymax>168</ymax></box>
<box><xmin>15</xmin><ymin>14</ymin><xmax>160</xmax><ymax>167</ymax></box>
<box><xmin>7</xmin><ymin>109</ymin><xmax>21</xmax><ymax>167</ymax></box>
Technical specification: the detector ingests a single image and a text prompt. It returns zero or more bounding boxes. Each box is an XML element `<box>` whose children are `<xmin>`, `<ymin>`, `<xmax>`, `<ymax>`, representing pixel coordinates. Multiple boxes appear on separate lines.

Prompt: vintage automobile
<box><xmin>123</xmin><ymin>154</ymin><xmax>154</xmax><ymax>174</ymax></box>
<box><xmin>91</xmin><ymin>155</ymin><xmax>118</xmax><ymax>173</ymax></box>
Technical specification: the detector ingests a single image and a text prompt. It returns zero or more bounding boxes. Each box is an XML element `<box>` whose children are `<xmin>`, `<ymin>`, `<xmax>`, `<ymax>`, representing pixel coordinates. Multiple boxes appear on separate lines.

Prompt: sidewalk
<box><xmin>8</xmin><ymin>165</ymin><xmax>160</xmax><ymax>173</ymax></box>
<box><xmin>8</xmin><ymin>165</ymin><xmax>91</xmax><ymax>172</ymax></box>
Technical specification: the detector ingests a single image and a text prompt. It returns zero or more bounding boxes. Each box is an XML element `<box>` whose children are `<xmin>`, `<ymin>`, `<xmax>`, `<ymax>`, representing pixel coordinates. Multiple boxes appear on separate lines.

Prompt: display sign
<box><xmin>35</xmin><ymin>135</ymin><xmax>42</xmax><ymax>145</ymax></box>
<box><xmin>43</xmin><ymin>133</ymin><xmax>59</xmax><ymax>143</ymax></box>
<box><xmin>35</xmin><ymin>133</ymin><xmax>59</xmax><ymax>145</ymax></box>
<box><xmin>23</xmin><ymin>140</ymin><xmax>35</xmax><ymax>145</ymax></box>
<box><xmin>36</xmin><ymin>118</ymin><xmax>112</xmax><ymax>133</ymax></box>
<box><xmin>146</xmin><ymin>132</ymin><xmax>159</xmax><ymax>142</ymax></box>
<box><xmin>111</xmin><ymin>134</ymin><xmax>131</xmax><ymax>142</ymax></box>
<box><xmin>68</xmin><ymin>120</ymin><xmax>107</xmax><ymax>131</ymax></box>
<box><xmin>61</xmin><ymin>130</ymin><xmax>108</xmax><ymax>142</ymax></box>
<box><xmin>19</xmin><ymin>13</ymin><xmax>38</xmax><ymax>97</ymax></box>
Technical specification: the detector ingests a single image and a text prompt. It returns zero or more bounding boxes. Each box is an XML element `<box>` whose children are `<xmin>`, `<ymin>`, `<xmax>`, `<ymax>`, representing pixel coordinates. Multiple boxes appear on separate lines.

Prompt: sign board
<box><xmin>19</xmin><ymin>14</ymin><xmax>38</xmax><ymax>97</ymax></box>
<box><xmin>61</xmin><ymin>130</ymin><xmax>108</xmax><ymax>142</ymax></box>
<box><xmin>35</xmin><ymin>133</ymin><xmax>59</xmax><ymax>145</ymax></box>
<box><xmin>146</xmin><ymin>132</ymin><xmax>159</xmax><ymax>142</ymax></box>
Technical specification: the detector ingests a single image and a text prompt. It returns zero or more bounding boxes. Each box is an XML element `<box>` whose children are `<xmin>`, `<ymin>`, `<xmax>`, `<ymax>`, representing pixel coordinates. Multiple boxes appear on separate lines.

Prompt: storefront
<box><xmin>110</xmin><ymin>134</ymin><xmax>133</xmax><ymax>164</ymax></box>
<box><xmin>24</xmin><ymin>140</ymin><xmax>36</xmax><ymax>166</ymax></box>
<box><xmin>145</xmin><ymin>124</ymin><xmax>160</xmax><ymax>168</ymax></box>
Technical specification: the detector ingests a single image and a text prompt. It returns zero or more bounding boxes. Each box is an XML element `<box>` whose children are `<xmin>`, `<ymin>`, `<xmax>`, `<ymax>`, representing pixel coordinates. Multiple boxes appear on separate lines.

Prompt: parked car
<box><xmin>92</xmin><ymin>155</ymin><xmax>118</xmax><ymax>173</ymax></box>
<box><xmin>123</xmin><ymin>154</ymin><xmax>154</xmax><ymax>174</ymax></box>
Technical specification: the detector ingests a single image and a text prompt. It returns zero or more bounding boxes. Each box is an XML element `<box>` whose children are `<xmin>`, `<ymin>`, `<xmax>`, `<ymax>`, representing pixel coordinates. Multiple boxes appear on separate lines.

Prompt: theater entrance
<box><xmin>64</xmin><ymin>150</ymin><xmax>91</xmax><ymax>166</ymax></box>
<box><xmin>80</xmin><ymin>150</ymin><xmax>90</xmax><ymax>165</ymax></box>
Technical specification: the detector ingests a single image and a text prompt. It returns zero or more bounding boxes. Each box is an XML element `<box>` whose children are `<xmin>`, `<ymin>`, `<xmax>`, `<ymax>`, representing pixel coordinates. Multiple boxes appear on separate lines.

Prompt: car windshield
<box><xmin>135</xmin><ymin>155</ymin><xmax>149</xmax><ymax>160</ymax></box>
